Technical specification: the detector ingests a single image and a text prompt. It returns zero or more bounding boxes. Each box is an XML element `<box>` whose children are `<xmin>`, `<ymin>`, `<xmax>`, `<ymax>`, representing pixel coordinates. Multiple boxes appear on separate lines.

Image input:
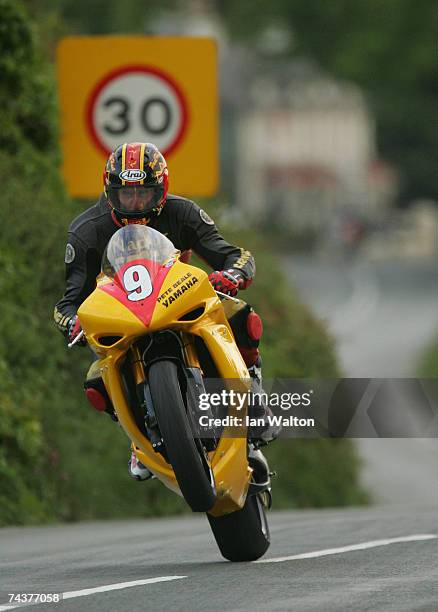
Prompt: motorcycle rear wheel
<box><xmin>207</xmin><ymin>493</ymin><xmax>270</xmax><ymax>561</ymax></box>
<box><xmin>148</xmin><ymin>360</ymin><xmax>216</xmax><ymax>512</ymax></box>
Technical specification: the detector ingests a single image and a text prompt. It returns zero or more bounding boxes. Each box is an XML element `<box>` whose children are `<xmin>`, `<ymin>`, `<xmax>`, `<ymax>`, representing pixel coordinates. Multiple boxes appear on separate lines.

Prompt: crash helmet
<box><xmin>104</xmin><ymin>142</ymin><xmax>169</xmax><ymax>225</ymax></box>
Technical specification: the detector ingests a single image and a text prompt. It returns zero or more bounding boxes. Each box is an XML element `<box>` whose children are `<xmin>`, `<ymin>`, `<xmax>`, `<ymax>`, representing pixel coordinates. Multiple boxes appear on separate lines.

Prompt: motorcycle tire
<box><xmin>207</xmin><ymin>493</ymin><xmax>270</xmax><ymax>561</ymax></box>
<box><xmin>148</xmin><ymin>360</ymin><xmax>216</xmax><ymax>512</ymax></box>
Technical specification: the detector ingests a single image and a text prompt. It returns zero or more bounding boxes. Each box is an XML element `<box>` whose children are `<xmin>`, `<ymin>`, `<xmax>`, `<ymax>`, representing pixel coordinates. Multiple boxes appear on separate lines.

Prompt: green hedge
<box><xmin>417</xmin><ymin>338</ymin><xmax>438</xmax><ymax>378</ymax></box>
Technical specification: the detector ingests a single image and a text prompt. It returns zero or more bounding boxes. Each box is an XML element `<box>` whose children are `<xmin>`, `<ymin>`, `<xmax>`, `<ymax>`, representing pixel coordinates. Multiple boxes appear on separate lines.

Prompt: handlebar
<box><xmin>215</xmin><ymin>290</ymin><xmax>241</xmax><ymax>304</ymax></box>
<box><xmin>67</xmin><ymin>329</ymin><xmax>85</xmax><ymax>348</ymax></box>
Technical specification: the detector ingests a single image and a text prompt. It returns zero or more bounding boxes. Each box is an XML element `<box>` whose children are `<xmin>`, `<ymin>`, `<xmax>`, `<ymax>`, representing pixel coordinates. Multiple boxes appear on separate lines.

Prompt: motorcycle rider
<box><xmin>54</xmin><ymin>142</ymin><xmax>278</xmax><ymax>480</ymax></box>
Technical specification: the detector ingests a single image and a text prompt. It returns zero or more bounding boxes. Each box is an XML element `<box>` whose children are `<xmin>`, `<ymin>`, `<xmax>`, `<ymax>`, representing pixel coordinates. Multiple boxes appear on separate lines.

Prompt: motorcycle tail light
<box><xmin>85</xmin><ymin>388</ymin><xmax>107</xmax><ymax>412</ymax></box>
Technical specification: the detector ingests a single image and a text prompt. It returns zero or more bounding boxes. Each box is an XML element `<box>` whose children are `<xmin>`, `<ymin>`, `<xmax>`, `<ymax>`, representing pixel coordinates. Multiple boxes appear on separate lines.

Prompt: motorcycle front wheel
<box><xmin>148</xmin><ymin>360</ymin><xmax>216</xmax><ymax>512</ymax></box>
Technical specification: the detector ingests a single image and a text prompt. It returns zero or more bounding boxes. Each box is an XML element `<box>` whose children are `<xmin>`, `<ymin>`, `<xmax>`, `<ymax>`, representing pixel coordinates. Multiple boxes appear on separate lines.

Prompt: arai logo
<box><xmin>119</xmin><ymin>169</ymin><xmax>147</xmax><ymax>182</ymax></box>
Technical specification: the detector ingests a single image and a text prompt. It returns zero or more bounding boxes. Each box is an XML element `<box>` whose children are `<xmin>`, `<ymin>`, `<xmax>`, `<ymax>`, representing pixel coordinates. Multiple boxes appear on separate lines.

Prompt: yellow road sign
<box><xmin>57</xmin><ymin>36</ymin><xmax>218</xmax><ymax>198</ymax></box>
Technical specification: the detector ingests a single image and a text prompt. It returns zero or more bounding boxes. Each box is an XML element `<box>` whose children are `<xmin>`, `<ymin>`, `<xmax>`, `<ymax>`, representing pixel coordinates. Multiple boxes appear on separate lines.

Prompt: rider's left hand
<box><xmin>208</xmin><ymin>269</ymin><xmax>246</xmax><ymax>297</ymax></box>
<box><xmin>67</xmin><ymin>315</ymin><xmax>87</xmax><ymax>346</ymax></box>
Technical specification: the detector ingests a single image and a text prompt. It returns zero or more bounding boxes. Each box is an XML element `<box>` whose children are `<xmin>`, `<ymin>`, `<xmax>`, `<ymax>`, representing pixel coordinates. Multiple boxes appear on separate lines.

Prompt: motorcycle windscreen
<box><xmin>101</xmin><ymin>225</ymin><xmax>179</xmax><ymax>326</ymax></box>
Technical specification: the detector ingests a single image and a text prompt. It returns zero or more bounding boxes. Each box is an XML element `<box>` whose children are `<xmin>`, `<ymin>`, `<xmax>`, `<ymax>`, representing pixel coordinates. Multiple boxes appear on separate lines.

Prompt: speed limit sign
<box><xmin>87</xmin><ymin>65</ymin><xmax>188</xmax><ymax>157</ymax></box>
<box><xmin>57</xmin><ymin>37</ymin><xmax>217</xmax><ymax>198</ymax></box>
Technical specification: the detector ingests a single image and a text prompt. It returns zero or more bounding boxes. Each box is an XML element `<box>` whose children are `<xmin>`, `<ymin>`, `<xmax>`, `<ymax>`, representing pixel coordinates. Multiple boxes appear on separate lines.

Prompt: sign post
<box><xmin>57</xmin><ymin>37</ymin><xmax>218</xmax><ymax>198</ymax></box>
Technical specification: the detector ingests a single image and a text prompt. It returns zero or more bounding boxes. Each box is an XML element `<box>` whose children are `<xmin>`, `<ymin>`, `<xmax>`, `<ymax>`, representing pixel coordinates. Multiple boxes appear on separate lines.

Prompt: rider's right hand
<box><xmin>208</xmin><ymin>269</ymin><xmax>245</xmax><ymax>297</ymax></box>
<box><xmin>67</xmin><ymin>315</ymin><xmax>86</xmax><ymax>346</ymax></box>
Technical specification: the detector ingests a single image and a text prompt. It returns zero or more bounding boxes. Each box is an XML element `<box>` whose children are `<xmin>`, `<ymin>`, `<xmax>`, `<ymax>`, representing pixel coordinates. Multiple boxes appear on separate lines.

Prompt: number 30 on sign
<box><xmin>87</xmin><ymin>65</ymin><xmax>188</xmax><ymax>158</ymax></box>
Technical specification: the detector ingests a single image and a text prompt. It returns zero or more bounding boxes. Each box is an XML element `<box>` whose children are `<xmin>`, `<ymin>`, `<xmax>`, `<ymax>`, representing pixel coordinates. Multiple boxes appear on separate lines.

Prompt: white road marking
<box><xmin>0</xmin><ymin>576</ymin><xmax>187</xmax><ymax>611</ymax></box>
<box><xmin>256</xmin><ymin>534</ymin><xmax>437</xmax><ymax>563</ymax></box>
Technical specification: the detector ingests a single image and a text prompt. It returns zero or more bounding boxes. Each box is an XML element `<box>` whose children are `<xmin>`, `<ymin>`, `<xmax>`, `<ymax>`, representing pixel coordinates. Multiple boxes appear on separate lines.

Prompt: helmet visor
<box><xmin>108</xmin><ymin>185</ymin><xmax>164</xmax><ymax>217</ymax></box>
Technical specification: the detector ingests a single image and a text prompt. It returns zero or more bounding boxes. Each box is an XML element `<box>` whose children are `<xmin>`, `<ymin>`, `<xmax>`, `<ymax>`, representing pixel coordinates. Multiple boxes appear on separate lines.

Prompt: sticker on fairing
<box><xmin>199</xmin><ymin>209</ymin><xmax>214</xmax><ymax>225</ymax></box>
<box><xmin>64</xmin><ymin>243</ymin><xmax>75</xmax><ymax>264</ymax></box>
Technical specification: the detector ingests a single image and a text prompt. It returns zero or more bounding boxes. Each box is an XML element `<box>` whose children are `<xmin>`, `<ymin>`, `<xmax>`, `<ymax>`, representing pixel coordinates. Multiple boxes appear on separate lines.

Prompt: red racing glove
<box><xmin>67</xmin><ymin>315</ymin><xmax>86</xmax><ymax>346</ymax></box>
<box><xmin>208</xmin><ymin>269</ymin><xmax>247</xmax><ymax>297</ymax></box>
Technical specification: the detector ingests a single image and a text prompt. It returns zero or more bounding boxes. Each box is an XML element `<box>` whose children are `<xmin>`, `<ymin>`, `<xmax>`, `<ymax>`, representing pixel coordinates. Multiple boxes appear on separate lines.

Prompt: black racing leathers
<box><xmin>54</xmin><ymin>194</ymin><xmax>255</xmax><ymax>335</ymax></box>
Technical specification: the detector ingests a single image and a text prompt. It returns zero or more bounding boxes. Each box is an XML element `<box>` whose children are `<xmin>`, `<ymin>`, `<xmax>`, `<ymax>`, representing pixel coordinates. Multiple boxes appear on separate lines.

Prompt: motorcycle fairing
<box><xmin>100</xmin><ymin>257</ymin><xmax>171</xmax><ymax>327</ymax></box>
<box><xmin>79</xmin><ymin>263</ymin><xmax>253</xmax><ymax>515</ymax></box>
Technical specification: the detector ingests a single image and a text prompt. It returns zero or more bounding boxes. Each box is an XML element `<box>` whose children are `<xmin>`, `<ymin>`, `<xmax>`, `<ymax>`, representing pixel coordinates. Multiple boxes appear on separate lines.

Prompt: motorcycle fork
<box><xmin>128</xmin><ymin>344</ymin><xmax>166</xmax><ymax>457</ymax></box>
<box><xmin>129</xmin><ymin>345</ymin><xmax>146</xmax><ymax>386</ymax></box>
<box><xmin>177</xmin><ymin>332</ymin><xmax>217</xmax><ymax>461</ymax></box>
<box><xmin>181</xmin><ymin>331</ymin><xmax>201</xmax><ymax>369</ymax></box>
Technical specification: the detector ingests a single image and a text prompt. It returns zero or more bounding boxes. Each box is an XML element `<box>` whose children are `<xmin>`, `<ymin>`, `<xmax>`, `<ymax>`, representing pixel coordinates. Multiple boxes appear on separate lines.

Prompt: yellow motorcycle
<box><xmin>75</xmin><ymin>224</ymin><xmax>271</xmax><ymax>562</ymax></box>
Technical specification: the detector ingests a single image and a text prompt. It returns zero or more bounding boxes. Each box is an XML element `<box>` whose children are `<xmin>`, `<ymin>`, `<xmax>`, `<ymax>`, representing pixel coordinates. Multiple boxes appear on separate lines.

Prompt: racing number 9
<box><xmin>123</xmin><ymin>265</ymin><xmax>153</xmax><ymax>301</ymax></box>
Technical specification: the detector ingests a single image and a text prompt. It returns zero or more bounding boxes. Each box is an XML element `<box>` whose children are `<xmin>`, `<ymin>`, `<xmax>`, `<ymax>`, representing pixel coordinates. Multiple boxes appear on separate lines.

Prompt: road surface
<box><xmin>284</xmin><ymin>254</ymin><xmax>438</xmax><ymax>504</ymax></box>
<box><xmin>1</xmin><ymin>508</ymin><xmax>437</xmax><ymax>611</ymax></box>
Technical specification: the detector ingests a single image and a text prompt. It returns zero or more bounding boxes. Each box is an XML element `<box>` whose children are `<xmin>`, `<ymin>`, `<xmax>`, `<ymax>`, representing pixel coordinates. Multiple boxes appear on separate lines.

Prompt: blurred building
<box><xmin>148</xmin><ymin>4</ymin><xmax>399</xmax><ymax>238</ymax></box>
<box><xmin>233</xmin><ymin>60</ymin><xmax>398</xmax><ymax>234</ymax></box>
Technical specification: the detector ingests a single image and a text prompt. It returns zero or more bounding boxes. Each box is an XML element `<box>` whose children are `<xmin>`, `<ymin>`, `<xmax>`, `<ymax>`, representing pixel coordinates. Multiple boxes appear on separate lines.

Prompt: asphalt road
<box><xmin>1</xmin><ymin>507</ymin><xmax>438</xmax><ymax>612</ymax></box>
<box><xmin>283</xmin><ymin>256</ymin><xmax>438</xmax><ymax>377</ymax></box>
<box><xmin>283</xmin><ymin>254</ymin><xmax>438</xmax><ymax>505</ymax></box>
